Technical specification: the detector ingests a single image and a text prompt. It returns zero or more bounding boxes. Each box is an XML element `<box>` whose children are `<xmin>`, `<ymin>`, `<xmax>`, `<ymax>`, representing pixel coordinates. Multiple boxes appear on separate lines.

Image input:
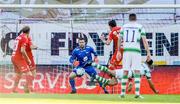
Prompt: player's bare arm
<box><xmin>142</xmin><ymin>36</ymin><xmax>151</xmax><ymax>60</ymax></box>
<box><xmin>116</xmin><ymin>35</ymin><xmax>122</xmax><ymax>61</ymax></box>
<box><xmin>30</xmin><ymin>44</ymin><xmax>38</xmax><ymax>50</ymax></box>
<box><xmin>100</xmin><ymin>34</ymin><xmax>112</xmax><ymax>45</ymax></box>
<box><xmin>21</xmin><ymin>46</ymin><xmax>31</xmax><ymax>65</ymax></box>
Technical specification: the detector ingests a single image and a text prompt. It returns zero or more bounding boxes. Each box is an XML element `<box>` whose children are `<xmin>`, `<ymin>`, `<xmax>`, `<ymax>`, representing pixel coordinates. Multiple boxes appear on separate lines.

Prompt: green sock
<box><xmin>134</xmin><ymin>73</ymin><xmax>141</xmax><ymax>95</ymax></box>
<box><xmin>121</xmin><ymin>75</ymin><xmax>128</xmax><ymax>95</ymax></box>
<box><xmin>92</xmin><ymin>62</ymin><xmax>108</xmax><ymax>72</ymax></box>
<box><xmin>95</xmin><ymin>75</ymin><xmax>109</xmax><ymax>84</ymax></box>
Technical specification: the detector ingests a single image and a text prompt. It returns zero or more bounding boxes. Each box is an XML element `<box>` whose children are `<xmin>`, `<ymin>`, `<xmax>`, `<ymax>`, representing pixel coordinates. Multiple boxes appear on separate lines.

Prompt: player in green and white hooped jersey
<box><xmin>127</xmin><ymin>59</ymin><xmax>159</xmax><ymax>94</ymax></box>
<box><xmin>117</xmin><ymin>13</ymin><xmax>151</xmax><ymax>98</ymax></box>
<box><xmin>91</xmin><ymin>59</ymin><xmax>159</xmax><ymax>95</ymax></box>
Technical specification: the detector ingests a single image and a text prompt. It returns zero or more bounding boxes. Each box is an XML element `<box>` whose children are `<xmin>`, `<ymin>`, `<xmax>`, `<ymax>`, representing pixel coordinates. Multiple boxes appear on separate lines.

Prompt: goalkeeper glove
<box><xmin>73</xmin><ymin>61</ymin><xmax>80</xmax><ymax>67</ymax></box>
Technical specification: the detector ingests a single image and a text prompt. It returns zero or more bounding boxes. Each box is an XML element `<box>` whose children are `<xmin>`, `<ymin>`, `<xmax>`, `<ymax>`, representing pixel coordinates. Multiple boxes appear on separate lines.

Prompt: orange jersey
<box><xmin>12</xmin><ymin>33</ymin><xmax>28</xmax><ymax>59</ymax></box>
<box><xmin>108</xmin><ymin>26</ymin><xmax>121</xmax><ymax>51</ymax></box>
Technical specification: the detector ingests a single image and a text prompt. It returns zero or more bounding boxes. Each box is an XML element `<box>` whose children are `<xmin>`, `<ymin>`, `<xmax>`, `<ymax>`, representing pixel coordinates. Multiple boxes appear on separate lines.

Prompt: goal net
<box><xmin>0</xmin><ymin>4</ymin><xmax>180</xmax><ymax>94</ymax></box>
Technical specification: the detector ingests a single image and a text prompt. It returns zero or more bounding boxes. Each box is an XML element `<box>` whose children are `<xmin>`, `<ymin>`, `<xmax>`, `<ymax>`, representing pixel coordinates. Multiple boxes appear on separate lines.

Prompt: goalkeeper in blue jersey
<box><xmin>69</xmin><ymin>37</ymin><xmax>108</xmax><ymax>94</ymax></box>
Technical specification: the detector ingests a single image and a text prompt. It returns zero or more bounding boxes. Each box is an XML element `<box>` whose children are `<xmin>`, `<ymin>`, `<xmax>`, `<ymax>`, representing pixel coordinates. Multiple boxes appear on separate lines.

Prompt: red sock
<box><xmin>12</xmin><ymin>75</ymin><xmax>21</xmax><ymax>91</ymax></box>
<box><xmin>26</xmin><ymin>75</ymin><xmax>34</xmax><ymax>92</ymax></box>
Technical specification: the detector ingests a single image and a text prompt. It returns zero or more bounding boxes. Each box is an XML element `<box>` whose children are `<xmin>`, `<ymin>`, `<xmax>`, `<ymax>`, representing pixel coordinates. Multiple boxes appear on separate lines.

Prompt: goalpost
<box><xmin>0</xmin><ymin>4</ymin><xmax>179</xmax><ymax>94</ymax></box>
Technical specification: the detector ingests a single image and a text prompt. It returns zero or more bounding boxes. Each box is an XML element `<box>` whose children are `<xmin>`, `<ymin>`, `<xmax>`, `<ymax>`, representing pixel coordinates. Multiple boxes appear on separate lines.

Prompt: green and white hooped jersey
<box><xmin>120</xmin><ymin>22</ymin><xmax>146</xmax><ymax>54</ymax></box>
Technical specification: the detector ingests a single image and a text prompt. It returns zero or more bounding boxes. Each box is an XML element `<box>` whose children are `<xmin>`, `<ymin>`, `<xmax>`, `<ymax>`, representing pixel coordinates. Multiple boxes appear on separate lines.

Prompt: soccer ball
<box><xmin>76</xmin><ymin>67</ymin><xmax>85</xmax><ymax>76</ymax></box>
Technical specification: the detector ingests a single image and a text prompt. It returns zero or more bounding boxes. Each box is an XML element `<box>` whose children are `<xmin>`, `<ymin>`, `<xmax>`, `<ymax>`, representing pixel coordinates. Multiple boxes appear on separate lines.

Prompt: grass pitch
<box><xmin>0</xmin><ymin>94</ymin><xmax>180</xmax><ymax>104</ymax></box>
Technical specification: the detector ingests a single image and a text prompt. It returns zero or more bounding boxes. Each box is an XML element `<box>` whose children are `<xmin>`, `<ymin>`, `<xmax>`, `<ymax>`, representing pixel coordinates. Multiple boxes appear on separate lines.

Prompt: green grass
<box><xmin>0</xmin><ymin>94</ymin><xmax>180</xmax><ymax>104</ymax></box>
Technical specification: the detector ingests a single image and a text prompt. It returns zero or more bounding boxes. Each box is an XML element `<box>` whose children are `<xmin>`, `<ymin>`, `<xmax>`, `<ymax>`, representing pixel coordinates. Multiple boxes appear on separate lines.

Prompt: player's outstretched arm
<box><xmin>100</xmin><ymin>33</ymin><xmax>112</xmax><ymax>45</ymax></box>
<box><xmin>30</xmin><ymin>44</ymin><xmax>38</xmax><ymax>50</ymax></box>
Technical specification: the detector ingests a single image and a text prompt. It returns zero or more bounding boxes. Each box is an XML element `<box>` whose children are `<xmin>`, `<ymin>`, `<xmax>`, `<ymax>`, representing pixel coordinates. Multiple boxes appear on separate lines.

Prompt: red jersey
<box><xmin>108</xmin><ymin>26</ymin><xmax>121</xmax><ymax>51</ymax></box>
<box><xmin>26</xmin><ymin>37</ymin><xmax>33</xmax><ymax>58</ymax></box>
<box><xmin>12</xmin><ymin>33</ymin><xmax>28</xmax><ymax>59</ymax></box>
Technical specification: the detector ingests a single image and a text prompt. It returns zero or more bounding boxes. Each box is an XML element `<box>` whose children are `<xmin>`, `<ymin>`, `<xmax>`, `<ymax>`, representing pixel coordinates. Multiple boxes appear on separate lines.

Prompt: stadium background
<box><xmin>0</xmin><ymin>0</ymin><xmax>180</xmax><ymax>94</ymax></box>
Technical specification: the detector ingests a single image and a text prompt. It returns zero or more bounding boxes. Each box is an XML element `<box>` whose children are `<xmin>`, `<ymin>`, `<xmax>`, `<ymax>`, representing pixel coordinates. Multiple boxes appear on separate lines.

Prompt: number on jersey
<box><xmin>125</xmin><ymin>29</ymin><xmax>136</xmax><ymax>42</ymax></box>
<box><xmin>13</xmin><ymin>40</ymin><xmax>19</xmax><ymax>51</ymax></box>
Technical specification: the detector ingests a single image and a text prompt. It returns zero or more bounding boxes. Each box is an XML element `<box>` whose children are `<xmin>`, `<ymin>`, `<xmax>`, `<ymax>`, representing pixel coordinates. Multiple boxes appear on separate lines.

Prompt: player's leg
<box><xmin>11</xmin><ymin>58</ymin><xmax>22</xmax><ymax>93</ymax></box>
<box><xmin>95</xmin><ymin>74</ymin><xmax>118</xmax><ymax>86</ymax></box>
<box><xmin>30</xmin><ymin>58</ymin><xmax>36</xmax><ymax>78</ymax></box>
<box><xmin>93</xmin><ymin>74</ymin><xmax>110</xmax><ymax>86</ymax></box>
<box><xmin>132</xmin><ymin>53</ymin><xmax>142</xmax><ymax>98</ymax></box>
<box><xmin>147</xmin><ymin>79</ymin><xmax>159</xmax><ymax>94</ymax></box>
<box><xmin>108</xmin><ymin>77</ymin><xmax>118</xmax><ymax>85</ymax></box>
<box><xmin>24</xmin><ymin>70</ymin><xmax>35</xmax><ymax>93</ymax></box>
<box><xmin>18</xmin><ymin>60</ymin><xmax>34</xmax><ymax>93</ymax></box>
<box><xmin>146</xmin><ymin>77</ymin><xmax>159</xmax><ymax>94</ymax></box>
<box><xmin>127</xmin><ymin>70</ymin><xmax>134</xmax><ymax>92</ymax></box>
<box><xmin>24</xmin><ymin>71</ymin><xmax>34</xmax><ymax>93</ymax></box>
<box><xmin>120</xmin><ymin>52</ymin><xmax>130</xmax><ymax>97</ymax></box>
<box><xmin>85</xmin><ymin>66</ymin><xmax>109</xmax><ymax>94</ymax></box>
<box><xmin>91</xmin><ymin>62</ymin><xmax>116</xmax><ymax>77</ymax></box>
<box><xmin>12</xmin><ymin>72</ymin><xmax>22</xmax><ymax>93</ymax></box>
<box><xmin>127</xmin><ymin>81</ymin><xmax>133</xmax><ymax>92</ymax></box>
<box><xmin>69</xmin><ymin>68</ymin><xmax>78</xmax><ymax>94</ymax></box>
<box><xmin>23</xmin><ymin>58</ymin><xmax>37</xmax><ymax>93</ymax></box>
<box><xmin>104</xmin><ymin>69</ymin><xmax>124</xmax><ymax>86</ymax></box>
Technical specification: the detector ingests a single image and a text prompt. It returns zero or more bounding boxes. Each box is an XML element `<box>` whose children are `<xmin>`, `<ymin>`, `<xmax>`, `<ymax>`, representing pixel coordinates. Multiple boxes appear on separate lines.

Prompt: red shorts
<box><xmin>29</xmin><ymin>57</ymin><xmax>36</xmax><ymax>71</ymax></box>
<box><xmin>109</xmin><ymin>49</ymin><xmax>123</xmax><ymax>70</ymax></box>
<box><xmin>11</xmin><ymin>57</ymin><xmax>30</xmax><ymax>73</ymax></box>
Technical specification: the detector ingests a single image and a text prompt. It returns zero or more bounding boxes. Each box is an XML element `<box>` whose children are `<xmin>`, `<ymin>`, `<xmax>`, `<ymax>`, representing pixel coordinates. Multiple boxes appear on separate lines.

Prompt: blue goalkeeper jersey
<box><xmin>69</xmin><ymin>45</ymin><xmax>97</xmax><ymax>67</ymax></box>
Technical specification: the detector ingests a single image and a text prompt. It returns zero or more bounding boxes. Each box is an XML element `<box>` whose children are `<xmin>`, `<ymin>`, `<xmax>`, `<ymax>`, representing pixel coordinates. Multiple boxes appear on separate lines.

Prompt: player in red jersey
<box><xmin>11</xmin><ymin>26</ymin><xmax>34</xmax><ymax>93</ymax></box>
<box><xmin>21</xmin><ymin>36</ymin><xmax>38</xmax><ymax>92</ymax></box>
<box><xmin>100</xmin><ymin>20</ymin><xmax>123</xmax><ymax>70</ymax></box>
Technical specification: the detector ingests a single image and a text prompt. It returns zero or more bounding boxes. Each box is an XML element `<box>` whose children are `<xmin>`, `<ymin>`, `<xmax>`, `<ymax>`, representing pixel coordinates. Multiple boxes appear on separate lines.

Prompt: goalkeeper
<box><xmin>91</xmin><ymin>59</ymin><xmax>159</xmax><ymax>94</ymax></box>
<box><xmin>69</xmin><ymin>37</ymin><xmax>108</xmax><ymax>94</ymax></box>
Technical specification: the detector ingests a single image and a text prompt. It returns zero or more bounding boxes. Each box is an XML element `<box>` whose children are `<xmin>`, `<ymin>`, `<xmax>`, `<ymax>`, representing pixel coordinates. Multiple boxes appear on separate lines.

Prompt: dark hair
<box><xmin>19</xmin><ymin>26</ymin><xmax>30</xmax><ymax>35</ymax></box>
<box><xmin>78</xmin><ymin>37</ymin><xmax>85</xmax><ymax>41</ymax></box>
<box><xmin>18</xmin><ymin>30</ymin><xmax>23</xmax><ymax>36</ymax></box>
<box><xmin>129</xmin><ymin>13</ymin><xmax>137</xmax><ymax>21</ymax></box>
<box><xmin>108</xmin><ymin>19</ymin><xmax>116</xmax><ymax>27</ymax></box>
<box><xmin>146</xmin><ymin>59</ymin><xmax>153</xmax><ymax>66</ymax></box>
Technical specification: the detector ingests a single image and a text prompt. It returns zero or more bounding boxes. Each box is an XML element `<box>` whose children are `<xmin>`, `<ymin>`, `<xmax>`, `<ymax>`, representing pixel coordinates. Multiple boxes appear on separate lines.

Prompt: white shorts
<box><xmin>115</xmin><ymin>69</ymin><xmax>133</xmax><ymax>82</ymax></box>
<box><xmin>123</xmin><ymin>52</ymin><xmax>141</xmax><ymax>71</ymax></box>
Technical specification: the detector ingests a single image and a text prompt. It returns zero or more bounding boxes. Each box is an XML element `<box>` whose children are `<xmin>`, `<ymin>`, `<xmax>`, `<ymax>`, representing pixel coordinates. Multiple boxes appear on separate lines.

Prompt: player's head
<box><xmin>146</xmin><ymin>59</ymin><xmax>153</xmax><ymax>66</ymax></box>
<box><xmin>108</xmin><ymin>19</ymin><xmax>116</xmax><ymax>30</ymax></box>
<box><xmin>78</xmin><ymin>37</ymin><xmax>86</xmax><ymax>48</ymax></box>
<box><xmin>129</xmin><ymin>13</ymin><xmax>137</xmax><ymax>21</ymax></box>
<box><xmin>21</xmin><ymin>26</ymin><xmax>30</xmax><ymax>35</ymax></box>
